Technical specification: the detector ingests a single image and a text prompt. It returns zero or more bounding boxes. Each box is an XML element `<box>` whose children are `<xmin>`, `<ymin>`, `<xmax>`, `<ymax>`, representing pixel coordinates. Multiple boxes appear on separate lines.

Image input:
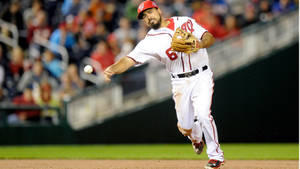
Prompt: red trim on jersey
<box><xmin>147</xmin><ymin>33</ymin><xmax>172</xmax><ymax>38</ymax></box>
<box><xmin>209</xmin><ymin>77</ymin><xmax>215</xmax><ymax>117</ymax></box>
<box><xmin>166</xmin><ymin>18</ymin><xmax>175</xmax><ymax>31</ymax></box>
<box><xmin>208</xmin><ymin>78</ymin><xmax>222</xmax><ymax>155</ymax></box>
<box><xmin>180</xmin><ymin>53</ymin><xmax>185</xmax><ymax>72</ymax></box>
<box><xmin>201</xmin><ymin>31</ymin><xmax>208</xmax><ymax>40</ymax></box>
<box><xmin>188</xmin><ymin>54</ymin><xmax>192</xmax><ymax>70</ymax></box>
<box><xmin>126</xmin><ymin>56</ymin><xmax>140</xmax><ymax>64</ymax></box>
<box><xmin>210</xmin><ymin>117</ymin><xmax>220</xmax><ymax>153</ymax></box>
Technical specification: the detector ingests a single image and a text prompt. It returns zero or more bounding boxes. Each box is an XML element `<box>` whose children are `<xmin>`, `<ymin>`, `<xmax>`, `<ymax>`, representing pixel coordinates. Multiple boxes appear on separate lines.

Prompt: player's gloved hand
<box><xmin>171</xmin><ymin>28</ymin><xmax>201</xmax><ymax>54</ymax></box>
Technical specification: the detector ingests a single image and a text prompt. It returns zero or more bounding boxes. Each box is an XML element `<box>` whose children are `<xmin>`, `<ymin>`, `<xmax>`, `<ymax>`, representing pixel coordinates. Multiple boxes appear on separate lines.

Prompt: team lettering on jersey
<box><xmin>181</xmin><ymin>19</ymin><xmax>194</xmax><ymax>33</ymax></box>
<box><xmin>165</xmin><ymin>19</ymin><xmax>194</xmax><ymax>61</ymax></box>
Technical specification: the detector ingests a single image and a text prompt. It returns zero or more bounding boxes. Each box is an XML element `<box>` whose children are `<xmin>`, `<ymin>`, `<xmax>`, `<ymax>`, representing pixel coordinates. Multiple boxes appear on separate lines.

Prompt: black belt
<box><xmin>172</xmin><ymin>65</ymin><xmax>208</xmax><ymax>78</ymax></box>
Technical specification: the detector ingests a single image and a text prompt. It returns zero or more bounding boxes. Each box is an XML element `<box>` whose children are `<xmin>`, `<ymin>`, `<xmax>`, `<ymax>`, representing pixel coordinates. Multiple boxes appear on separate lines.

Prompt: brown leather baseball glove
<box><xmin>171</xmin><ymin>28</ymin><xmax>200</xmax><ymax>54</ymax></box>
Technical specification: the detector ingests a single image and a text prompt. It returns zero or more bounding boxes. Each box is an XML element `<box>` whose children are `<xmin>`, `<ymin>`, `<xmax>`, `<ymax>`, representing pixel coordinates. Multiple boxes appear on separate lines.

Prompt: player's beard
<box><xmin>149</xmin><ymin>16</ymin><xmax>162</xmax><ymax>30</ymax></box>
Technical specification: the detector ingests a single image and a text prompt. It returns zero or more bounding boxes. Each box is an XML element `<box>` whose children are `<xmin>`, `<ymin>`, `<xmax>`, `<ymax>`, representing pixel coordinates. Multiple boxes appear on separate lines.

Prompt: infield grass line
<box><xmin>0</xmin><ymin>143</ymin><xmax>297</xmax><ymax>160</ymax></box>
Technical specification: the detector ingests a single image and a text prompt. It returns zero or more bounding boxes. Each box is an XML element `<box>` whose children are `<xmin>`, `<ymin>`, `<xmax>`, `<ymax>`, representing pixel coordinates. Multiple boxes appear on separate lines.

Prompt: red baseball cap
<box><xmin>137</xmin><ymin>0</ymin><xmax>159</xmax><ymax>19</ymax></box>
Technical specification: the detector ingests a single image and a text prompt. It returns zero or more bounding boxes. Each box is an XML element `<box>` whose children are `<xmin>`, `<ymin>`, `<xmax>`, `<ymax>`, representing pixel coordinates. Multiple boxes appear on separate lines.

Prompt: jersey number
<box><xmin>166</xmin><ymin>47</ymin><xmax>178</xmax><ymax>60</ymax></box>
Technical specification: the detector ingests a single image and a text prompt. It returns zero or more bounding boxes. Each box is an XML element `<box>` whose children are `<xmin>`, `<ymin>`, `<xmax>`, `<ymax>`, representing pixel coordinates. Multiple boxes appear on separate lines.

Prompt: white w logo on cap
<box><xmin>138</xmin><ymin>3</ymin><xmax>144</xmax><ymax>11</ymax></box>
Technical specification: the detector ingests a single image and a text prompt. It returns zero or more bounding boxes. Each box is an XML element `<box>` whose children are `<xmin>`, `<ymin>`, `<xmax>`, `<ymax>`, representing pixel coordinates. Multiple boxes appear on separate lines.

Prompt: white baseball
<box><xmin>84</xmin><ymin>65</ymin><xmax>93</xmax><ymax>74</ymax></box>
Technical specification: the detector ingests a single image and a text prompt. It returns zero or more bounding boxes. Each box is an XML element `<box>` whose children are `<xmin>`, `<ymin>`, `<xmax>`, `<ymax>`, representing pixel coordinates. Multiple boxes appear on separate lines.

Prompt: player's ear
<box><xmin>157</xmin><ymin>8</ymin><xmax>162</xmax><ymax>15</ymax></box>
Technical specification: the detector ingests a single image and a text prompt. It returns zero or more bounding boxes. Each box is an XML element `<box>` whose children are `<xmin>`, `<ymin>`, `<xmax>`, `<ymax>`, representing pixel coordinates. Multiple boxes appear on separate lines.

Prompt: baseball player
<box><xmin>104</xmin><ymin>1</ymin><xmax>224</xmax><ymax>168</ymax></box>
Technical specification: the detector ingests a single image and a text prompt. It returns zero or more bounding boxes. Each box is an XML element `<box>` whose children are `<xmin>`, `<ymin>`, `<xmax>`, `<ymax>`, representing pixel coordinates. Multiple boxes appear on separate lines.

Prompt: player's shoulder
<box><xmin>172</xmin><ymin>16</ymin><xmax>194</xmax><ymax>23</ymax></box>
<box><xmin>145</xmin><ymin>28</ymin><xmax>172</xmax><ymax>38</ymax></box>
<box><xmin>136</xmin><ymin>34</ymin><xmax>161</xmax><ymax>48</ymax></box>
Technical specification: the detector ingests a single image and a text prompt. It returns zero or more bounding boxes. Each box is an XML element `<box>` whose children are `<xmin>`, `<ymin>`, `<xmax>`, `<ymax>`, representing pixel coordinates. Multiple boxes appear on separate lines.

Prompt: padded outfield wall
<box><xmin>75</xmin><ymin>42</ymin><xmax>299</xmax><ymax>143</ymax></box>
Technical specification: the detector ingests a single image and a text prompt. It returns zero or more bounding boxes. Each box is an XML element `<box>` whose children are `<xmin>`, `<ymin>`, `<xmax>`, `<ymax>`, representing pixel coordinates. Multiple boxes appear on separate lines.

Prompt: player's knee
<box><xmin>177</xmin><ymin>123</ymin><xmax>192</xmax><ymax>136</ymax></box>
<box><xmin>181</xmin><ymin>128</ymin><xmax>192</xmax><ymax>136</ymax></box>
<box><xmin>197</xmin><ymin>112</ymin><xmax>212</xmax><ymax>121</ymax></box>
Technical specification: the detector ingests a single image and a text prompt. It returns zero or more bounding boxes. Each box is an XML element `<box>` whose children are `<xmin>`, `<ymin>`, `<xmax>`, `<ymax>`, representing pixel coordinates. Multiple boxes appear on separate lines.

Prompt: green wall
<box><xmin>0</xmin><ymin>126</ymin><xmax>74</xmax><ymax>144</ymax></box>
<box><xmin>212</xmin><ymin>42</ymin><xmax>299</xmax><ymax>142</ymax></box>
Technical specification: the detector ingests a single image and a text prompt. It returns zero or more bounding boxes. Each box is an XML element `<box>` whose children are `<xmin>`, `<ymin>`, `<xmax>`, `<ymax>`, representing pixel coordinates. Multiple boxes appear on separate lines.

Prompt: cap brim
<box><xmin>137</xmin><ymin>7</ymin><xmax>157</xmax><ymax>20</ymax></box>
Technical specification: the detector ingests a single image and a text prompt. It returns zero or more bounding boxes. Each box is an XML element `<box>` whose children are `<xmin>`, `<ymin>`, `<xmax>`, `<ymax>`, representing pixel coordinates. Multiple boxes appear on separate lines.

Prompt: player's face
<box><xmin>141</xmin><ymin>8</ymin><xmax>162</xmax><ymax>29</ymax></box>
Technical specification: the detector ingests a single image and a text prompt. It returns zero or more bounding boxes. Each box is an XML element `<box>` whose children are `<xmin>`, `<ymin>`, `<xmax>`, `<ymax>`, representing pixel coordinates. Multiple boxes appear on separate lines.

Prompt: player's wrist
<box><xmin>104</xmin><ymin>67</ymin><xmax>114</xmax><ymax>76</ymax></box>
<box><xmin>196</xmin><ymin>40</ymin><xmax>200</xmax><ymax>49</ymax></box>
<box><xmin>195</xmin><ymin>40</ymin><xmax>204</xmax><ymax>49</ymax></box>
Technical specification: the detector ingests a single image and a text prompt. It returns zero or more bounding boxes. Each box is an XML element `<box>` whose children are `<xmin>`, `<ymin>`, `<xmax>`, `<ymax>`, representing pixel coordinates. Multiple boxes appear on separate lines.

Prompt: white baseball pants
<box><xmin>171</xmin><ymin>67</ymin><xmax>224</xmax><ymax>161</ymax></box>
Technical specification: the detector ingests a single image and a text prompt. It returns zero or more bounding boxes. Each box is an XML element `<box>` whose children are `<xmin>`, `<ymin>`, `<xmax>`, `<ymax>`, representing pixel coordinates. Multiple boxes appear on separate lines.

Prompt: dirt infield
<box><xmin>0</xmin><ymin>160</ymin><xmax>298</xmax><ymax>169</ymax></box>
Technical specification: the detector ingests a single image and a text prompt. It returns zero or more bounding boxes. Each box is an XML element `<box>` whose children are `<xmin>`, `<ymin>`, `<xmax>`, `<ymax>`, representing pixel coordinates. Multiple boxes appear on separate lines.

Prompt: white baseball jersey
<box><xmin>128</xmin><ymin>16</ymin><xmax>209</xmax><ymax>74</ymax></box>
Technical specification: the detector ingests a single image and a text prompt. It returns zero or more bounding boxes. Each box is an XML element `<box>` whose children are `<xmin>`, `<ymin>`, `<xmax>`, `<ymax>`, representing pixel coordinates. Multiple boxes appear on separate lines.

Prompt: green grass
<box><xmin>0</xmin><ymin>143</ymin><xmax>298</xmax><ymax>160</ymax></box>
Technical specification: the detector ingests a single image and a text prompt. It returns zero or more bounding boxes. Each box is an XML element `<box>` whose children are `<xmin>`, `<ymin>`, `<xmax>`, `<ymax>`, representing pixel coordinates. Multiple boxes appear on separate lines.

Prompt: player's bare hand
<box><xmin>103</xmin><ymin>67</ymin><xmax>114</xmax><ymax>83</ymax></box>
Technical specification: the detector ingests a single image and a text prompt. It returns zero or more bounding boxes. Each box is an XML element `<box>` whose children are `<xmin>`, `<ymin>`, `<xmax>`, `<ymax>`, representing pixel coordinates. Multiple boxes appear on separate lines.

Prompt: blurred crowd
<box><xmin>0</xmin><ymin>0</ymin><xmax>297</xmax><ymax>124</ymax></box>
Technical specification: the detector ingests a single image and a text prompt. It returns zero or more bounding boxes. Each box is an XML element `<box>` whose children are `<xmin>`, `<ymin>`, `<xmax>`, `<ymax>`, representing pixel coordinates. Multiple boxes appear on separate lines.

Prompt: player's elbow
<box><xmin>211</xmin><ymin>35</ymin><xmax>215</xmax><ymax>45</ymax></box>
<box><xmin>207</xmin><ymin>32</ymin><xmax>215</xmax><ymax>46</ymax></box>
<box><xmin>201</xmin><ymin>32</ymin><xmax>215</xmax><ymax>48</ymax></box>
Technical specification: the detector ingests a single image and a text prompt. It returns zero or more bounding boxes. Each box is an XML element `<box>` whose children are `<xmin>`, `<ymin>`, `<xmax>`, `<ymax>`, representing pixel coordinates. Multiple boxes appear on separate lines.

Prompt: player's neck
<box><xmin>160</xmin><ymin>18</ymin><xmax>169</xmax><ymax>28</ymax></box>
